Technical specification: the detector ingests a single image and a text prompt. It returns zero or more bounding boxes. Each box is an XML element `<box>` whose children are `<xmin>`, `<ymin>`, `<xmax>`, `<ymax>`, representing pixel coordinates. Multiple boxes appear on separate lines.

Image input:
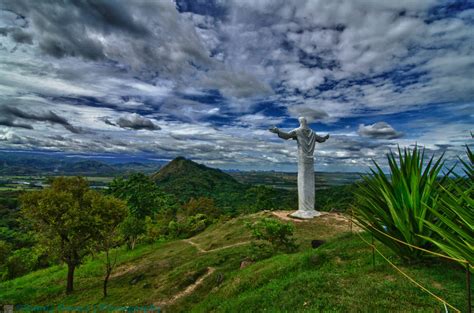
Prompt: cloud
<box><xmin>106</xmin><ymin>114</ymin><xmax>160</xmax><ymax>131</ymax></box>
<box><xmin>358</xmin><ymin>122</ymin><xmax>403</xmax><ymax>139</ymax></box>
<box><xmin>0</xmin><ymin>1</ymin><xmax>472</xmax><ymax>171</ymax></box>
<box><xmin>287</xmin><ymin>105</ymin><xmax>329</xmax><ymax>122</ymax></box>
<box><xmin>2</xmin><ymin>0</ymin><xmax>213</xmax><ymax>77</ymax></box>
<box><xmin>0</xmin><ymin>27</ymin><xmax>33</xmax><ymax>44</ymax></box>
<box><xmin>0</xmin><ymin>105</ymin><xmax>82</xmax><ymax>133</ymax></box>
<box><xmin>0</xmin><ymin>118</ymin><xmax>33</xmax><ymax>129</ymax></box>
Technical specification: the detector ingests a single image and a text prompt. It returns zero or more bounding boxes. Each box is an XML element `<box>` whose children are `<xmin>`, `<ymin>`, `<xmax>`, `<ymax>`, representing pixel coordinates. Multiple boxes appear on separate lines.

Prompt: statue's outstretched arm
<box><xmin>269</xmin><ymin>127</ymin><xmax>296</xmax><ymax>140</ymax></box>
<box><xmin>315</xmin><ymin>133</ymin><xmax>330</xmax><ymax>143</ymax></box>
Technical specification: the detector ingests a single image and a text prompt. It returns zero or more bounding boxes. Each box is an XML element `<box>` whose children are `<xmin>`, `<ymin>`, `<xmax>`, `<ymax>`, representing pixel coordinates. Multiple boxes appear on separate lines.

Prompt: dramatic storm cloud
<box><xmin>358</xmin><ymin>122</ymin><xmax>403</xmax><ymax>140</ymax></box>
<box><xmin>0</xmin><ymin>0</ymin><xmax>472</xmax><ymax>171</ymax></box>
<box><xmin>107</xmin><ymin>114</ymin><xmax>161</xmax><ymax>131</ymax></box>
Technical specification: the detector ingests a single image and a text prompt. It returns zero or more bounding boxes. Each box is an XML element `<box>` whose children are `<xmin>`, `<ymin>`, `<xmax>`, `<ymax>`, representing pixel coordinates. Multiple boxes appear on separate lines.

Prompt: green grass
<box><xmin>0</xmin><ymin>212</ymin><xmax>468</xmax><ymax>312</ymax></box>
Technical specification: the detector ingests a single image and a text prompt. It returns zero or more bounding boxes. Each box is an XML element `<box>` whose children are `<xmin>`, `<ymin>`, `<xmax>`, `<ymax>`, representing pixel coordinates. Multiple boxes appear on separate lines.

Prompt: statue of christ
<box><xmin>269</xmin><ymin>117</ymin><xmax>329</xmax><ymax>219</ymax></box>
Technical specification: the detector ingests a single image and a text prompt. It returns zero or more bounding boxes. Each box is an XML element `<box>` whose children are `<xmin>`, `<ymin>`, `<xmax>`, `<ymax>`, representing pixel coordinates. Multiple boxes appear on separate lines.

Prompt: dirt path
<box><xmin>183</xmin><ymin>239</ymin><xmax>250</xmax><ymax>253</ymax></box>
<box><xmin>156</xmin><ymin>266</ymin><xmax>216</xmax><ymax>308</ymax></box>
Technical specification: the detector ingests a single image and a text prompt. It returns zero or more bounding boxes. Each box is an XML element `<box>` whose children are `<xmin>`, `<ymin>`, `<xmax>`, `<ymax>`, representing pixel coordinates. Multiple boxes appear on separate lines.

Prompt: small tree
<box><xmin>246</xmin><ymin>218</ymin><xmax>298</xmax><ymax>260</ymax></box>
<box><xmin>20</xmin><ymin>176</ymin><xmax>125</xmax><ymax>294</ymax></box>
<box><xmin>91</xmin><ymin>193</ymin><xmax>127</xmax><ymax>297</ymax></box>
<box><xmin>120</xmin><ymin>215</ymin><xmax>146</xmax><ymax>250</ymax></box>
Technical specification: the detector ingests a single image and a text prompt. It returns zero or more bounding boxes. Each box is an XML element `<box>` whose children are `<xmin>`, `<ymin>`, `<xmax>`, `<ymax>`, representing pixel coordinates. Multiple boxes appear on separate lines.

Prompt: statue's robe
<box><xmin>277</xmin><ymin>127</ymin><xmax>327</xmax><ymax>218</ymax></box>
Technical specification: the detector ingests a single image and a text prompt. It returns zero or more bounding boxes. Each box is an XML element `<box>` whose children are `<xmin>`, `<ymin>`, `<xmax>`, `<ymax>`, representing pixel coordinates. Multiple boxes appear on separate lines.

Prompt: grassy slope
<box><xmin>0</xmin><ymin>212</ymin><xmax>467</xmax><ymax>312</ymax></box>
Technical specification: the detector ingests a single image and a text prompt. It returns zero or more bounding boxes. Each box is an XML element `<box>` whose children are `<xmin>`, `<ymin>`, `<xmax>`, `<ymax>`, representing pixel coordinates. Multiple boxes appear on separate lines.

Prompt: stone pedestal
<box><xmin>291</xmin><ymin>156</ymin><xmax>321</xmax><ymax>219</ymax></box>
<box><xmin>289</xmin><ymin>209</ymin><xmax>322</xmax><ymax>219</ymax></box>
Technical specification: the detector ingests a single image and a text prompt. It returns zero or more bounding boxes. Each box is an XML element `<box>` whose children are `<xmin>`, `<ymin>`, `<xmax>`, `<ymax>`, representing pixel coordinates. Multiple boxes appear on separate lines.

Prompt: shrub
<box><xmin>246</xmin><ymin>218</ymin><xmax>298</xmax><ymax>260</ymax></box>
<box><xmin>353</xmin><ymin>146</ymin><xmax>447</xmax><ymax>261</ymax></box>
<box><xmin>5</xmin><ymin>248</ymin><xmax>38</xmax><ymax>279</ymax></box>
<box><xmin>184</xmin><ymin>214</ymin><xmax>212</xmax><ymax>237</ymax></box>
<box><xmin>421</xmin><ymin>145</ymin><xmax>474</xmax><ymax>266</ymax></box>
<box><xmin>182</xmin><ymin>197</ymin><xmax>220</xmax><ymax>219</ymax></box>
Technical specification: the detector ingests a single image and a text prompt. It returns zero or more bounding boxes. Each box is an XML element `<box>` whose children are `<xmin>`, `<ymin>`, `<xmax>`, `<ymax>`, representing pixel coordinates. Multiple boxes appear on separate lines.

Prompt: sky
<box><xmin>0</xmin><ymin>0</ymin><xmax>473</xmax><ymax>172</ymax></box>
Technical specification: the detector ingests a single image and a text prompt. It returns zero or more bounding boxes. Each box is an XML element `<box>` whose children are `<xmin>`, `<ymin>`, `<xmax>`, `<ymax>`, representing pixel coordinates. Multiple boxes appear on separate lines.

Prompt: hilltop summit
<box><xmin>151</xmin><ymin>157</ymin><xmax>243</xmax><ymax>203</ymax></box>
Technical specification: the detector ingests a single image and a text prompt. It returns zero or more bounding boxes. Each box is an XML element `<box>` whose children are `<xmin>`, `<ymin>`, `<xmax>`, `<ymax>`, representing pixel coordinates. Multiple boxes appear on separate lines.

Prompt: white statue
<box><xmin>269</xmin><ymin>117</ymin><xmax>329</xmax><ymax>219</ymax></box>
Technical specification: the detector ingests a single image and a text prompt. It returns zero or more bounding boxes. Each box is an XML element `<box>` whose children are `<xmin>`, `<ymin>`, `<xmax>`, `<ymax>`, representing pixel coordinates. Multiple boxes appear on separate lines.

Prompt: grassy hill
<box><xmin>151</xmin><ymin>157</ymin><xmax>244</xmax><ymax>200</ymax></box>
<box><xmin>0</xmin><ymin>212</ymin><xmax>467</xmax><ymax>312</ymax></box>
<box><xmin>151</xmin><ymin>157</ymin><xmax>297</xmax><ymax>213</ymax></box>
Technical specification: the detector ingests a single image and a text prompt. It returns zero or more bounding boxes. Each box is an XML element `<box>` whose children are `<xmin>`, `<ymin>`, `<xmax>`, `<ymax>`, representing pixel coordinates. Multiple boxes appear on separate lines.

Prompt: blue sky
<box><xmin>0</xmin><ymin>0</ymin><xmax>473</xmax><ymax>171</ymax></box>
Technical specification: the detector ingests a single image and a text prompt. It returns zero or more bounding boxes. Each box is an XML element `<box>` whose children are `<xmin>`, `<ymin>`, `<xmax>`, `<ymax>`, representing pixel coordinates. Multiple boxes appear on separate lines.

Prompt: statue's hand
<box><xmin>324</xmin><ymin>134</ymin><xmax>330</xmax><ymax>141</ymax></box>
<box><xmin>269</xmin><ymin>126</ymin><xmax>279</xmax><ymax>134</ymax></box>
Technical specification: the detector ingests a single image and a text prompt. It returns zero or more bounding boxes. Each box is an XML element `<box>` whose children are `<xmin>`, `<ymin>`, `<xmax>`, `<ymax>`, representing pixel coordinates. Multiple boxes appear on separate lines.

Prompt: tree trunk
<box><xmin>103</xmin><ymin>271</ymin><xmax>110</xmax><ymax>297</ymax></box>
<box><xmin>66</xmin><ymin>263</ymin><xmax>75</xmax><ymax>294</ymax></box>
<box><xmin>103</xmin><ymin>249</ymin><xmax>111</xmax><ymax>297</ymax></box>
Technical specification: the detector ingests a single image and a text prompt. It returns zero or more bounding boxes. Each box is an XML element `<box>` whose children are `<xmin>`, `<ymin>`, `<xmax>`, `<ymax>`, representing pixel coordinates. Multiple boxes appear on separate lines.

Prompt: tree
<box><xmin>91</xmin><ymin>193</ymin><xmax>127</xmax><ymax>297</ymax></box>
<box><xmin>120</xmin><ymin>215</ymin><xmax>146</xmax><ymax>250</ymax></box>
<box><xmin>182</xmin><ymin>197</ymin><xmax>220</xmax><ymax>218</ymax></box>
<box><xmin>109</xmin><ymin>173</ymin><xmax>177</xmax><ymax>249</ymax></box>
<box><xmin>20</xmin><ymin>176</ymin><xmax>125</xmax><ymax>294</ymax></box>
<box><xmin>246</xmin><ymin>218</ymin><xmax>298</xmax><ymax>260</ymax></box>
<box><xmin>108</xmin><ymin>173</ymin><xmax>164</xmax><ymax>218</ymax></box>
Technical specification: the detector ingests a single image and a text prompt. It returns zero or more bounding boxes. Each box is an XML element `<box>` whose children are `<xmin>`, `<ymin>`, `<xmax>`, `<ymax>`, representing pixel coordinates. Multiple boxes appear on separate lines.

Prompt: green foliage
<box><xmin>4</xmin><ymin>248</ymin><xmax>38</xmax><ymax>279</ymax></box>
<box><xmin>91</xmin><ymin>194</ymin><xmax>127</xmax><ymax>297</ymax></box>
<box><xmin>354</xmin><ymin>146</ymin><xmax>446</xmax><ymax>261</ymax></box>
<box><xmin>182</xmin><ymin>197</ymin><xmax>220</xmax><ymax>219</ymax></box>
<box><xmin>421</xmin><ymin>145</ymin><xmax>474</xmax><ymax>266</ymax></box>
<box><xmin>167</xmin><ymin>214</ymin><xmax>213</xmax><ymax>239</ymax></box>
<box><xmin>0</xmin><ymin>240</ymin><xmax>10</xmax><ymax>265</ymax></box>
<box><xmin>152</xmin><ymin>157</ymin><xmax>296</xmax><ymax>215</ymax></box>
<box><xmin>0</xmin><ymin>240</ymin><xmax>11</xmax><ymax>279</ymax></box>
<box><xmin>315</xmin><ymin>184</ymin><xmax>357</xmax><ymax>212</ymax></box>
<box><xmin>1</xmin><ymin>225</ymin><xmax>467</xmax><ymax>312</ymax></box>
<box><xmin>144</xmin><ymin>216</ymin><xmax>162</xmax><ymax>243</ymax></box>
<box><xmin>20</xmin><ymin>176</ymin><xmax>127</xmax><ymax>293</ymax></box>
<box><xmin>120</xmin><ymin>215</ymin><xmax>146</xmax><ymax>250</ymax></box>
<box><xmin>246</xmin><ymin>218</ymin><xmax>298</xmax><ymax>260</ymax></box>
<box><xmin>108</xmin><ymin>173</ymin><xmax>170</xmax><ymax>218</ymax></box>
<box><xmin>109</xmin><ymin>173</ymin><xmax>178</xmax><ymax>248</ymax></box>
<box><xmin>152</xmin><ymin>157</ymin><xmax>245</xmax><ymax>206</ymax></box>
<box><xmin>240</xmin><ymin>185</ymin><xmax>295</xmax><ymax>213</ymax></box>
<box><xmin>184</xmin><ymin>214</ymin><xmax>213</xmax><ymax>237</ymax></box>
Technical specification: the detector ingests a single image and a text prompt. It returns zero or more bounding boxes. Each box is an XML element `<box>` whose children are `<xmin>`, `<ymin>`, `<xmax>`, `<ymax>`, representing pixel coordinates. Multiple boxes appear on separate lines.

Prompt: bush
<box><xmin>5</xmin><ymin>248</ymin><xmax>38</xmax><ymax>279</ymax></box>
<box><xmin>182</xmin><ymin>197</ymin><xmax>220</xmax><ymax>219</ymax></box>
<box><xmin>246</xmin><ymin>218</ymin><xmax>298</xmax><ymax>260</ymax></box>
<box><xmin>184</xmin><ymin>214</ymin><xmax>212</xmax><ymax>237</ymax></box>
<box><xmin>353</xmin><ymin>146</ymin><xmax>447</xmax><ymax>261</ymax></box>
<box><xmin>167</xmin><ymin>214</ymin><xmax>212</xmax><ymax>239</ymax></box>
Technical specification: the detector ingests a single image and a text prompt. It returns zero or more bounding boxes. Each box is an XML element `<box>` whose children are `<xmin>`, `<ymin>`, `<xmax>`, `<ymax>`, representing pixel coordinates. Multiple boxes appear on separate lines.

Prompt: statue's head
<box><xmin>298</xmin><ymin>116</ymin><xmax>307</xmax><ymax>127</ymax></box>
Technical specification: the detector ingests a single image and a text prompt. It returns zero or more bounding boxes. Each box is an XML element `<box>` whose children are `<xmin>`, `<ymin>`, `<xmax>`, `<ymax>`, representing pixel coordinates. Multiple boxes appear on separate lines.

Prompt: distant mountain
<box><xmin>0</xmin><ymin>152</ymin><xmax>162</xmax><ymax>176</ymax></box>
<box><xmin>151</xmin><ymin>157</ymin><xmax>244</xmax><ymax>203</ymax></box>
<box><xmin>68</xmin><ymin>160</ymin><xmax>116</xmax><ymax>175</ymax></box>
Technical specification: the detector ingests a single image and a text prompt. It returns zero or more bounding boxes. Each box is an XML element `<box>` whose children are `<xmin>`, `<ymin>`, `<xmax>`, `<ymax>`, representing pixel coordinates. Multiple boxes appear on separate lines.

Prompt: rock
<box><xmin>311</xmin><ymin>239</ymin><xmax>325</xmax><ymax>249</ymax></box>
<box><xmin>215</xmin><ymin>272</ymin><xmax>224</xmax><ymax>285</ymax></box>
<box><xmin>240</xmin><ymin>259</ymin><xmax>254</xmax><ymax>269</ymax></box>
<box><xmin>129</xmin><ymin>274</ymin><xmax>145</xmax><ymax>285</ymax></box>
<box><xmin>309</xmin><ymin>254</ymin><xmax>320</xmax><ymax>265</ymax></box>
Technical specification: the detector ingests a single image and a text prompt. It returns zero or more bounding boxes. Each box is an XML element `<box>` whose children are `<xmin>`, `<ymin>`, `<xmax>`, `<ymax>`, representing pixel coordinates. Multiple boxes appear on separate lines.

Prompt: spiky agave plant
<box><xmin>420</xmin><ymin>145</ymin><xmax>474</xmax><ymax>267</ymax></box>
<box><xmin>353</xmin><ymin>145</ymin><xmax>447</xmax><ymax>261</ymax></box>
